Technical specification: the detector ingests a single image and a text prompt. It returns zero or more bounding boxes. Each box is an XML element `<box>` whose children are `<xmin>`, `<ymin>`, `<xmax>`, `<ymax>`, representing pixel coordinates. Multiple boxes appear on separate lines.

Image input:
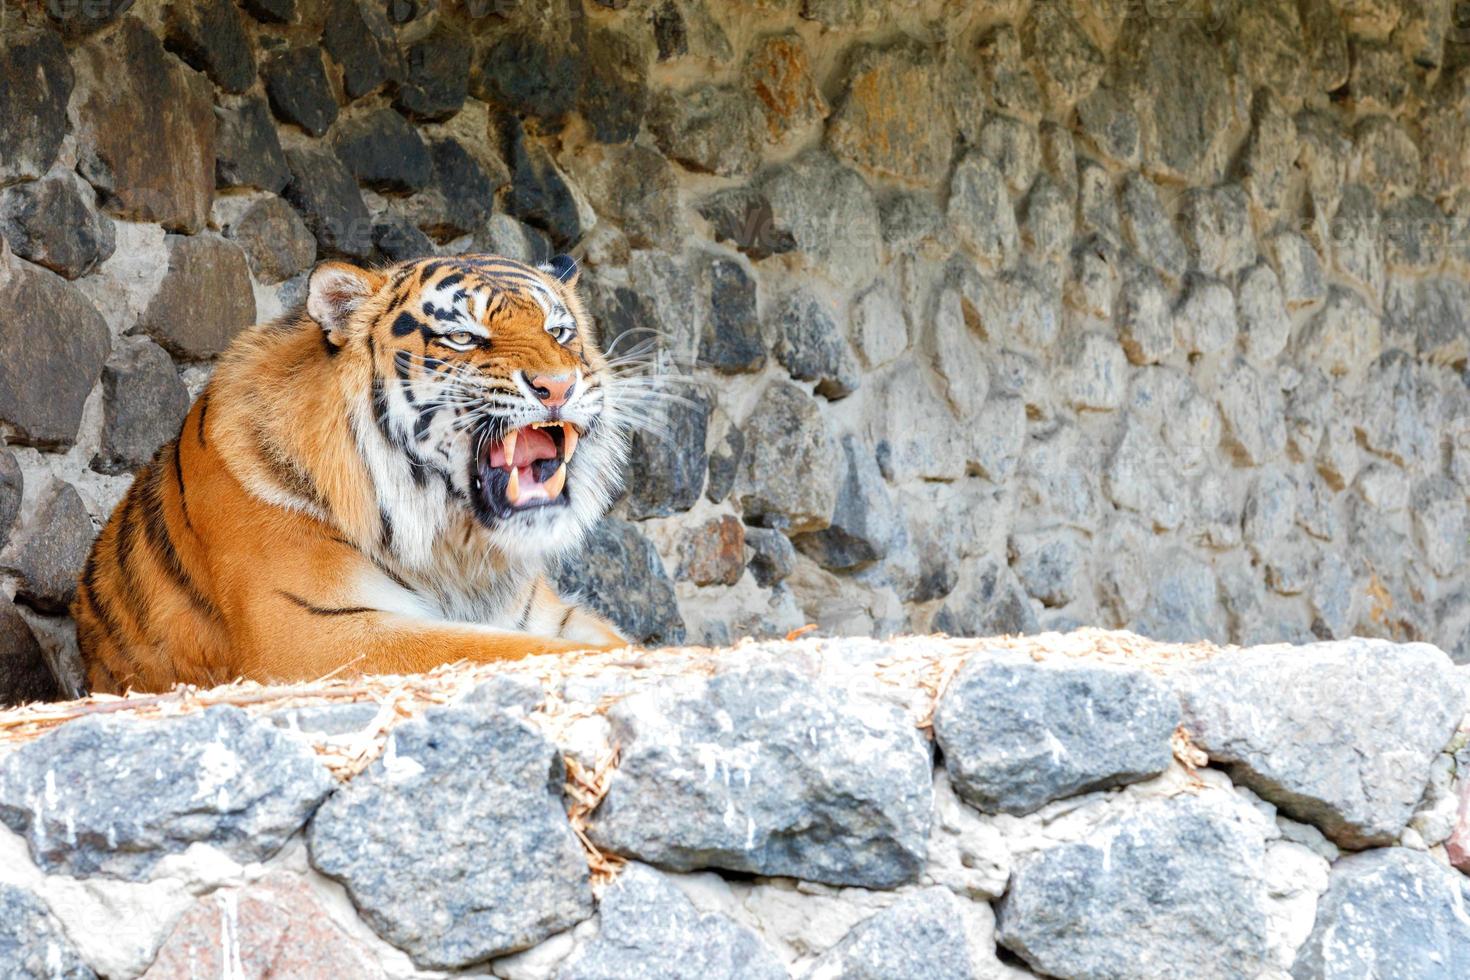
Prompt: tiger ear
<box><xmin>307</xmin><ymin>262</ymin><xmax>383</xmax><ymax>346</ymax></box>
<box><xmin>540</xmin><ymin>253</ymin><xmax>579</xmax><ymax>287</ymax></box>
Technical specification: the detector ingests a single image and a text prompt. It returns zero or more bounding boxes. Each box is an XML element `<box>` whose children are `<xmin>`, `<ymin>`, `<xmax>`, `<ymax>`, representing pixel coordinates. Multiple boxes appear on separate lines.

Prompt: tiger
<box><xmin>73</xmin><ymin>253</ymin><xmax>638</xmax><ymax>694</ymax></box>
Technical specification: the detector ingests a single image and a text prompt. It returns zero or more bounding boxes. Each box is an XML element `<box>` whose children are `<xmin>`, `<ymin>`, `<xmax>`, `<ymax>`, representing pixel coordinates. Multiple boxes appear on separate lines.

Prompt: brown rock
<box><xmin>143</xmin><ymin>875</ymin><xmax>382</xmax><ymax>979</ymax></box>
<box><xmin>678</xmin><ymin>516</ymin><xmax>746</xmax><ymax>587</ymax></box>
<box><xmin>1</xmin><ymin>598</ymin><xmax>60</xmax><ymax>708</ymax></box>
<box><xmin>134</xmin><ymin>234</ymin><xmax>257</xmax><ymax>360</ymax></box>
<box><xmin>0</xmin><ymin>252</ymin><xmax>111</xmax><ymax>448</ymax></box>
<box><xmin>824</xmin><ymin>39</ymin><xmax>952</xmax><ymax>186</ymax></box>
<box><xmin>94</xmin><ymin>337</ymin><xmax>193</xmax><ymax>475</ymax></box>
<box><xmin>744</xmin><ymin>32</ymin><xmax>827</xmax><ymax>144</ymax></box>
<box><xmin>0</xmin><ymin>28</ymin><xmax>74</xmax><ymax>185</ymax></box>
<box><xmin>73</xmin><ymin>17</ymin><xmax>215</xmax><ymax>233</ymax></box>
<box><xmin>226</xmin><ymin>195</ymin><xmax>318</xmax><ymax>285</ymax></box>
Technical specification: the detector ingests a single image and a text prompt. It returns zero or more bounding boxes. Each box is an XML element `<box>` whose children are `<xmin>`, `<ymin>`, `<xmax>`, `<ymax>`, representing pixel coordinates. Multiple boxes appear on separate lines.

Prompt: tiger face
<box><xmin>308</xmin><ymin>253</ymin><xmax>628</xmax><ymax>567</ymax></box>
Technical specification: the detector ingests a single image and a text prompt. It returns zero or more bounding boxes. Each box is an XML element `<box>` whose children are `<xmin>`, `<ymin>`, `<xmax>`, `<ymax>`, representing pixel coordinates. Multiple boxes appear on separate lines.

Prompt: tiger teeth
<box><xmin>506</xmin><ymin>465</ymin><xmax>521</xmax><ymax>505</ymax></box>
<box><xmin>503</xmin><ymin>429</ymin><xmax>518</xmax><ymax>468</ymax></box>
<box><xmin>545</xmin><ymin>461</ymin><xmax>567</xmax><ymax>499</ymax></box>
<box><xmin>563</xmin><ymin>424</ymin><xmax>578</xmax><ymax>461</ymax></box>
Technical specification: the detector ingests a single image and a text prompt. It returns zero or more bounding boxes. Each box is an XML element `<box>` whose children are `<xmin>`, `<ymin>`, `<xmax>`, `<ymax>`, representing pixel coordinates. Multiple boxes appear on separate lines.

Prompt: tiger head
<box><xmin>305</xmin><ymin>253</ymin><xmax>630</xmax><ymax>567</ymax></box>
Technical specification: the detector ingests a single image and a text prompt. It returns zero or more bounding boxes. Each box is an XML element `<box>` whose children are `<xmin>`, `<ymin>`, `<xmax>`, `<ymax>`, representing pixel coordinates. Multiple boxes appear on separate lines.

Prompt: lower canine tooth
<box><xmin>506</xmin><ymin>466</ymin><xmax>521</xmax><ymax>505</ymax></box>
<box><xmin>563</xmin><ymin>425</ymin><xmax>578</xmax><ymax>461</ymax></box>
<box><xmin>545</xmin><ymin>461</ymin><xmax>567</xmax><ymax>499</ymax></box>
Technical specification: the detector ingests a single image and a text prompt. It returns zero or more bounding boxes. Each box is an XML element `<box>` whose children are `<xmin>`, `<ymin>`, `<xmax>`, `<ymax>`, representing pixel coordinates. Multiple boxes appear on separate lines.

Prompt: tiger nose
<box><xmin>528</xmin><ymin>372</ymin><xmax>575</xmax><ymax>408</ymax></box>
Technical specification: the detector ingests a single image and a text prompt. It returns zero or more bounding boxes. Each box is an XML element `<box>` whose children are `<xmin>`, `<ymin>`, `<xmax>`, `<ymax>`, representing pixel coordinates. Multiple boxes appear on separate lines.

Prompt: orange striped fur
<box><xmin>75</xmin><ymin>254</ymin><xmax>632</xmax><ymax>693</ymax></box>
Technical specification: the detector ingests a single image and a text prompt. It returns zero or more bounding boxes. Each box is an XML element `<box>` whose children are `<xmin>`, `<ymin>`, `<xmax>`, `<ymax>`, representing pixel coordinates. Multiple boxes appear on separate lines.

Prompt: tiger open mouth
<box><xmin>476</xmin><ymin>421</ymin><xmax>580</xmax><ymax>518</ymax></box>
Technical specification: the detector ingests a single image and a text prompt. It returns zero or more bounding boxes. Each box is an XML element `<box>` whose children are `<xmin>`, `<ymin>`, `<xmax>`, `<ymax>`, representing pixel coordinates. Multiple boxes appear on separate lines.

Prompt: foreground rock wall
<box><xmin>1</xmin><ymin>632</ymin><xmax>1468</xmax><ymax>979</ymax></box>
<box><xmin>7</xmin><ymin>0</ymin><xmax>1470</xmax><ymax>701</ymax></box>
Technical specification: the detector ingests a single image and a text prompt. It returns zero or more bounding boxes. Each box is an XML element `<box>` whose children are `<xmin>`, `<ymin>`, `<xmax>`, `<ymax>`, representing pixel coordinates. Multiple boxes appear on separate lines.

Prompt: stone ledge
<box><xmin>0</xmin><ymin>629</ymin><xmax>1467</xmax><ymax>979</ymax></box>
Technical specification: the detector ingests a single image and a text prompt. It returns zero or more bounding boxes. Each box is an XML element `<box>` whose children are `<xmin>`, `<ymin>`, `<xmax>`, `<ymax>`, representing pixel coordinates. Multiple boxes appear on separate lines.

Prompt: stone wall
<box><xmin>1</xmin><ymin>631</ymin><xmax>1468</xmax><ymax>978</ymax></box>
<box><xmin>6</xmin><ymin>0</ymin><xmax>1470</xmax><ymax>702</ymax></box>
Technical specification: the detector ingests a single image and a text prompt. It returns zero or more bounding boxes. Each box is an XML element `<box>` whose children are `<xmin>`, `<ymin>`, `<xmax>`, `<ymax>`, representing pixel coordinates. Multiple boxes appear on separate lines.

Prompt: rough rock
<box><xmin>473</xmin><ymin>33</ymin><xmax>580</xmax><ymax>127</ymax></box>
<box><xmin>577</xmin><ymin>26</ymin><xmax>650</xmax><ymax>144</ymax></box>
<box><xmin>697</xmin><ymin>188</ymin><xmax>796</xmax><ymax>261</ymax></box>
<box><xmin>559</xmin><ymin>864</ymin><xmax>784</xmax><ymax>980</ymax></box>
<box><xmin>0</xmin><ymin>881</ymin><xmax>94</xmax><ymax>980</ymax></box>
<box><xmin>934</xmin><ymin>654</ymin><xmax>1178</xmax><ymax>815</ymax></box>
<box><xmin>133</xmin><ymin>234</ymin><xmax>256</xmax><ymax>360</ymax></box>
<box><xmin>567</xmin><ymin>143</ymin><xmax>678</xmax><ymax>249</ymax></box>
<box><xmin>1021</xmin><ymin>0</ymin><xmax>1104</xmax><ymax>107</ymax></box>
<box><xmin>590</xmin><ymin>664</ymin><xmax>933</xmax><ymax>888</ymax></box>
<box><xmin>500</xmin><ymin>116</ymin><xmax>583</xmax><ymax>248</ymax></box>
<box><xmin>771</xmin><ymin>287</ymin><xmax>859</xmax><ymax>398</ymax></box>
<box><xmin>949</xmin><ymin>152</ymin><xmax>1019</xmax><ymax>268</ymax></box>
<box><xmin>226</xmin><ymin>195</ymin><xmax>318</xmax><ymax>285</ymax></box>
<box><xmin>0</xmin><ymin>706</ymin><xmax>334</xmax><ymax>880</ymax></box>
<box><xmin>736</xmin><ymin>381</ymin><xmax>841</xmax><ymax>533</ymax></box>
<box><xmin>933</xmin><ymin>556</ymin><xmax>1039</xmax><ymax>638</ymax></box>
<box><xmin>1237</xmin><ymin>263</ymin><xmax>1291</xmax><ymax>363</ymax></box>
<box><xmin>624</xmin><ymin>390</ymin><xmax>709</xmax><ymax>520</ymax></box>
<box><xmin>555</xmin><ymin>518</ymin><xmax>685</xmax><ymax>645</ymax></box>
<box><xmin>996</xmin><ymin>796</ymin><xmax>1269</xmax><ymax>980</ymax></box>
<box><xmin>163</xmin><ymin>0</ymin><xmax>255</xmax><ymax>93</ymax></box>
<box><xmin>0</xmin><ymin>29</ymin><xmax>74</xmax><ymax>186</ymax></box>
<box><xmin>745</xmin><ymin>32</ymin><xmax>827</xmax><ymax>143</ymax></box>
<box><xmin>73</xmin><ymin>18</ymin><xmax>215</xmax><ymax>233</ymax></box>
<box><xmin>1174</xmin><ymin>275</ymin><xmax>1237</xmax><ymax>356</ymax></box>
<box><xmin>418</xmin><ymin>137</ymin><xmax>504</xmax><ymax>241</ymax></box>
<box><xmin>263</xmin><ymin>47</ymin><xmax>339</xmax><ymax>137</ymax></box>
<box><xmin>0</xmin><ymin>599</ymin><xmax>59</xmax><ymax>708</ymax></box>
<box><xmin>332</xmin><ymin>108</ymin><xmax>432</xmax><ymax>193</ymax></box>
<box><xmin>323</xmin><ymin>0</ymin><xmax>390</xmax><ymax>100</ymax></box>
<box><xmin>93</xmin><ymin>337</ymin><xmax>191</xmax><ymax>475</ymax></box>
<box><xmin>1216</xmin><ymin>358</ymin><xmax>1286</xmax><ymax>467</ymax></box>
<box><xmin>1120</xmin><ymin>174</ymin><xmax>1187</xmax><ymax>281</ymax></box>
<box><xmin>1180</xmin><ymin>185</ymin><xmax>1254</xmax><ymax>279</ymax></box>
<box><xmin>214</xmin><ymin>98</ymin><xmax>290</xmax><ymax>193</ymax></box>
<box><xmin>282</xmin><ymin>145</ymin><xmax>374</xmax><ymax>259</ymax></box>
<box><xmin>1176</xmin><ymin>639</ymin><xmax>1465</xmax><ymax>848</ymax></box>
<box><xmin>0</xmin><ymin>172</ymin><xmax>115</xmax><ymax>279</ymax></box>
<box><xmin>0</xmin><ymin>451</ymin><xmax>18</xmax><ymax>552</ymax></box>
<box><xmin>1290</xmin><ymin>848</ymin><xmax>1470</xmax><ymax>979</ymax></box>
<box><xmin>1118</xmin><ymin>268</ymin><xmax>1174</xmax><ymax>365</ymax></box>
<box><xmin>826</xmin><ymin>40</ymin><xmax>951</xmax><ymax>186</ymax></box>
<box><xmin>394</xmin><ymin>28</ymin><xmax>471</xmax><ymax>122</ymax></box>
<box><xmin>745</xmin><ymin>527</ymin><xmax>796</xmax><ymax>588</ymax></box>
<box><xmin>848</xmin><ymin>281</ymin><xmax>908</xmax><ymax>370</ymax></box>
<box><xmin>758</xmin><ymin>151</ymin><xmax>881</xmax><ymax>288</ymax></box>
<box><xmin>678</xmin><ymin>516</ymin><xmax>745</xmax><ymax>587</ymax></box>
<box><xmin>143</xmin><ymin>875</ymin><xmax>379</xmax><ymax>978</ymax></box>
<box><xmin>309</xmin><ymin>706</ymin><xmax>592</xmax><ymax>969</ymax></box>
<box><xmin>793</xmin><ymin>435</ymin><xmax>896</xmax><ymax>571</ymax></box>
<box><xmin>806</xmin><ymin>887</ymin><xmax>990</xmax><ymax>980</ymax></box>
<box><xmin>0</xmin><ymin>258</ymin><xmax>110</xmax><ymax>448</ymax></box>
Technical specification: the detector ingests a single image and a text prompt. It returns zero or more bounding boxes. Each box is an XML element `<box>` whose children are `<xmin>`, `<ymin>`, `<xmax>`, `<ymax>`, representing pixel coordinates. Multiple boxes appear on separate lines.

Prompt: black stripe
<box><xmin>391</xmin><ymin>312</ymin><xmax>420</xmax><ymax>337</ymax></box>
<box><xmin>321</xmin><ymin>328</ymin><xmax>341</xmax><ymax>357</ymax></box>
<box><xmin>373</xmin><ymin>559</ymin><xmax>413</xmax><ymax>591</ymax></box>
<box><xmin>139</xmin><ymin>465</ymin><xmax>221</xmax><ymax>623</ymax></box>
<box><xmin>111</xmin><ymin>487</ymin><xmax>152</xmax><ymax>634</ymax></box>
<box><xmin>380</xmin><ymin>505</ymin><xmax>394</xmax><ymax>547</ymax></box>
<box><xmin>437</xmin><ymin>272</ymin><xmax>465</xmax><ymax>290</ymax></box>
<box><xmin>196</xmin><ymin>390</ymin><xmax>210</xmax><ymax>448</ymax></box>
<box><xmin>517</xmin><ymin>584</ymin><xmax>536</xmax><ymax>630</ymax></box>
<box><xmin>77</xmin><ymin>555</ymin><xmax>125</xmax><ymax>651</ymax></box>
<box><xmin>557</xmin><ymin>607</ymin><xmax>574</xmax><ymax>636</ymax></box>
<box><xmin>171</xmin><ymin>438</ymin><xmax>195</xmax><ymax>536</ymax></box>
<box><xmin>278</xmin><ymin>590</ymin><xmax>377</xmax><ymax>617</ymax></box>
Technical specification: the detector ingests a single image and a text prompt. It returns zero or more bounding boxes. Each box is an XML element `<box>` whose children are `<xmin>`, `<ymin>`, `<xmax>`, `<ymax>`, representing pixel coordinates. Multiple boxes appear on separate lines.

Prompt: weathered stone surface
<box><xmin>1134</xmin><ymin>549</ymin><xmax>1224</xmax><ymax>642</ymax></box>
<box><xmin>263</xmin><ymin>47</ymin><xmax>339</xmax><ymax>137</ymax></box>
<box><xmin>0</xmin><ymin>257</ymin><xmax>110</xmax><ymax>448</ymax></box>
<box><xmin>1329</xmin><ymin>184</ymin><xmax>1384</xmax><ymax>299</ymax></box>
<box><xmin>745</xmin><ymin>526</ymin><xmax>795</xmax><ymax>588</ymax></box>
<box><xmin>1118</xmin><ymin>268</ymin><xmax>1174</xmax><ymax>365</ymax></box>
<box><xmin>1120</xmin><ymin>174</ymin><xmax>1187</xmax><ymax>280</ymax></box>
<box><xmin>826</xmin><ymin>40</ymin><xmax>950</xmax><ymax>186</ymax></box>
<box><xmin>997</xmin><ymin>796</ymin><xmax>1269</xmax><ymax>979</ymax></box>
<box><xmin>309</xmin><ymin>707</ymin><xmax>592</xmax><ymax>969</ymax></box>
<box><xmin>374</xmin><ymin>212</ymin><xmax>436</xmax><ymax>261</ymax></box>
<box><xmin>0</xmin><ymin>451</ymin><xmax>18</xmax><ymax>553</ymax></box>
<box><xmin>1180</xmin><ymin>185</ymin><xmax>1254</xmax><ymax>279</ymax></box>
<box><xmin>227</xmin><ymin>195</ymin><xmax>317</xmax><ymax>285</ymax></box>
<box><xmin>561</xmin><ymin>864</ymin><xmax>784</xmax><ymax>980</ymax></box>
<box><xmin>1176</xmin><ymin>639</ymin><xmax>1464</xmax><ymax>848</ymax></box>
<box><xmin>0</xmin><ymin>172</ymin><xmax>115</xmax><ymax>279</ymax></box>
<box><xmin>589</xmin><ymin>664</ymin><xmax>933</xmax><ymax>887</ymax></box>
<box><xmin>0</xmin><ymin>881</ymin><xmax>94</xmax><ymax>980</ymax></box>
<box><xmin>935</xmin><ymin>654</ymin><xmax>1178</xmax><ymax>815</ymax></box>
<box><xmin>1076</xmin><ymin>87</ymin><xmax>1140</xmax><ymax>168</ymax></box>
<box><xmin>1237</xmin><ymin>263</ymin><xmax>1290</xmax><ymax>363</ymax></box>
<box><xmin>164</xmin><ymin>0</ymin><xmax>255</xmax><ymax>93</ymax></box>
<box><xmin>757</xmin><ymin>151</ymin><xmax>880</xmax><ymax>288</ymax></box>
<box><xmin>473</xmin><ymin>33</ymin><xmax>580</xmax><ymax>127</ymax></box>
<box><xmin>143</xmin><ymin>875</ymin><xmax>379</xmax><ymax>978</ymax></box>
<box><xmin>1216</xmin><ymin>358</ymin><xmax>1287</xmax><ymax>467</ymax></box>
<box><xmin>578</xmin><ymin>26</ymin><xmax>650</xmax><ymax>144</ymax></box>
<box><xmin>934</xmin><ymin>556</ymin><xmax>1039</xmax><ymax>638</ymax></box>
<box><xmin>0</xmin><ymin>706</ymin><xmax>333</xmax><ymax>879</ymax></box>
<box><xmin>697</xmin><ymin>255</ymin><xmax>765</xmax><ymax>373</ymax></box>
<box><xmin>93</xmin><ymin>337</ymin><xmax>191</xmax><ymax>475</ymax></box>
<box><xmin>625</xmin><ymin>391</ymin><xmax>709</xmax><ymax>519</ymax></box>
<box><xmin>394</xmin><ymin>28</ymin><xmax>471</xmax><ymax>122</ymax></box>
<box><xmin>1174</xmin><ymin>275</ymin><xmax>1237</xmax><ymax>356</ymax></box>
<box><xmin>0</xmin><ymin>29</ymin><xmax>74</xmax><ymax>186</ymax></box>
<box><xmin>1291</xmin><ymin>848</ymin><xmax>1470</xmax><ymax>979</ymax></box>
<box><xmin>949</xmin><ymin>151</ymin><xmax>1019</xmax><ymax>268</ymax></box>
<box><xmin>500</xmin><ymin>115</ymin><xmax>582</xmax><ymax>248</ymax></box>
<box><xmin>1008</xmin><ymin>528</ymin><xmax>1086</xmax><ymax>606</ymax></box>
<box><xmin>649</xmin><ymin>84</ymin><xmax>761</xmax><ymax>177</ymax></box>
<box><xmin>807</xmin><ymin>887</ymin><xmax>989</xmax><ymax>980</ymax></box>
<box><xmin>214</xmin><ymin>98</ymin><xmax>290</xmax><ymax>193</ymax></box>
<box><xmin>0</xmin><ymin>598</ymin><xmax>59</xmax><ymax>708</ymax></box>
<box><xmin>697</xmin><ymin>187</ymin><xmax>796</xmax><ymax>261</ymax></box>
<box><xmin>1021</xmin><ymin>0</ymin><xmax>1104</xmax><ymax>107</ymax></box>
<box><xmin>1358</xmin><ymin>351</ymin><xmax>1440</xmax><ymax>472</ymax></box>
<box><xmin>555</xmin><ymin>518</ymin><xmax>685</xmax><ymax>645</ymax></box>
<box><xmin>239</xmin><ymin>0</ymin><xmax>294</xmax><ymax>23</ymax></box>
<box><xmin>793</xmin><ymin>435</ymin><xmax>896</xmax><ymax>572</ymax></box>
<box><xmin>282</xmin><ymin>145</ymin><xmax>374</xmax><ymax>259</ymax></box>
<box><xmin>678</xmin><ymin>516</ymin><xmax>745</xmax><ymax>587</ymax></box>
<box><xmin>415</xmin><ymin>137</ymin><xmax>504</xmax><ymax>241</ymax></box>
<box><xmin>569</xmin><ymin>143</ymin><xmax>678</xmax><ymax>249</ymax></box>
<box><xmin>134</xmin><ymin>234</ymin><xmax>256</xmax><ymax>360</ymax></box>
<box><xmin>323</xmin><ymin>0</ymin><xmax>390</xmax><ymax>100</ymax></box>
<box><xmin>736</xmin><ymin>381</ymin><xmax>841</xmax><ymax>533</ymax></box>
<box><xmin>771</xmin><ymin>287</ymin><xmax>859</xmax><ymax>399</ymax></box>
<box><xmin>332</xmin><ymin>108</ymin><xmax>432</xmax><ymax>193</ymax></box>
<box><xmin>745</xmin><ymin>31</ymin><xmax>827</xmax><ymax>144</ymax></box>
<box><xmin>848</xmin><ymin>280</ymin><xmax>908</xmax><ymax>370</ymax></box>
<box><xmin>73</xmin><ymin>18</ymin><xmax>215</xmax><ymax>233</ymax></box>
<box><xmin>1059</xmin><ymin>330</ymin><xmax>1128</xmax><ymax>412</ymax></box>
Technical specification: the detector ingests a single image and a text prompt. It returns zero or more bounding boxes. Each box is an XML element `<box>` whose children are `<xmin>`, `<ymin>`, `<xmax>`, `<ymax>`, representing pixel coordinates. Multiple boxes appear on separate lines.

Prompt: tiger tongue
<box><xmin>489</xmin><ymin>426</ymin><xmax>557</xmax><ymax>469</ymax></box>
